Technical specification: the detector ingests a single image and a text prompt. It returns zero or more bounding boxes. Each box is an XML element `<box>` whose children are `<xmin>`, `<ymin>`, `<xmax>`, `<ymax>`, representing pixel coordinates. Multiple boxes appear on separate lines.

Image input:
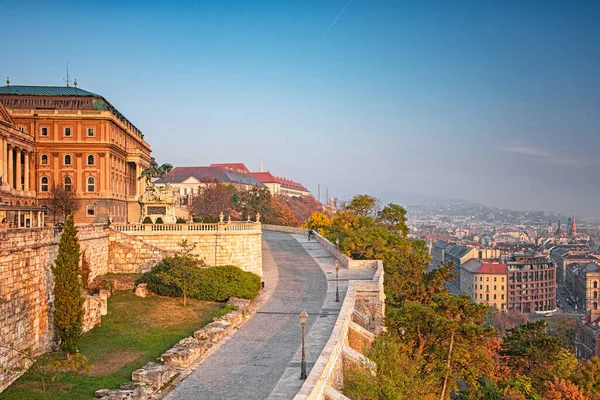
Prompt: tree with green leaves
<box><xmin>500</xmin><ymin>320</ymin><xmax>577</xmax><ymax>392</ymax></box>
<box><xmin>157</xmin><ymin>240</ymin><xmax>203</xmax><ymax>306</ymax></box>
<box><xmin>51</xmin><ymin>214</ymin><xmax>84</xmax><ymax>354</ymax></box>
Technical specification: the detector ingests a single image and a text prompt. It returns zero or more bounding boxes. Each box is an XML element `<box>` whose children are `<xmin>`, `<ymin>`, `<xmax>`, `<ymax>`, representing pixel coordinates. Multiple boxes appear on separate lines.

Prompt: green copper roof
<box><xmin>0</xmin><ymin>85</ymin><xmax>99</xmax><ymax>96</ymax></box>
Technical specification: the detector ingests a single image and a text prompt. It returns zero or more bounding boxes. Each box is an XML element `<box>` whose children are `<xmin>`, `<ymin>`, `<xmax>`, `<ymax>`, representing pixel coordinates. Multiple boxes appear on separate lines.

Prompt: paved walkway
<box><xmin>166</xmin><ymin>231</ymin><xmax>330</xmax><ymax>400</ymax></box>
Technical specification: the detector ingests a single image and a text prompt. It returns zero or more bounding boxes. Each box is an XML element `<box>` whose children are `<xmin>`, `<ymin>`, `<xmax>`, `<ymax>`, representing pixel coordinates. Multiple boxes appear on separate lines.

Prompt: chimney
<box><xmin>260</xmin><ymin>160</ymin><xmax>263</xmax><ymax>172</ymax></box>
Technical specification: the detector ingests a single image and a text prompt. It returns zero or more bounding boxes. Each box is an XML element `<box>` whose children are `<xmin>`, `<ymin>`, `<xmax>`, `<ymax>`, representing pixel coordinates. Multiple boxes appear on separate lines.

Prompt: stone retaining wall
<box><xmin>294</xmin><ymin>262</ymin><xmax>385</xmax><ymax>400</ymax></box>
<box><xmin>0</xmin><ymin>222</ymin><xmax>263</xmax><ymax>393</ymax></box>
<box><xmin>0</xmin><ymin>224</ymin><xmax>109</xmax><ymax>392</ymax></box>
<box><xmin>108</xmin><ymin>223</ymin><xmax>262</xmax><ymax>277</ymax></box>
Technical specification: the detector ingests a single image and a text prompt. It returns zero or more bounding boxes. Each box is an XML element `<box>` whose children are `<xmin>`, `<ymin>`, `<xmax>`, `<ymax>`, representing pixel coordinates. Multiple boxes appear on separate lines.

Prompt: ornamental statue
<box><xmin>138</xmin><ymin>157</ymin><xmax>174</xmax><ymax>187</ymax></box>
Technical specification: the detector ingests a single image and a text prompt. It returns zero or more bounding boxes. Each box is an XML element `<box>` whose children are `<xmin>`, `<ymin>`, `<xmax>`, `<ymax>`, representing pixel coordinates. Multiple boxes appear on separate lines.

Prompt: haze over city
<box><xmin>3</xmin><ymin>0</ymin><xmax>599</xmax><ymax>216</ymax></box>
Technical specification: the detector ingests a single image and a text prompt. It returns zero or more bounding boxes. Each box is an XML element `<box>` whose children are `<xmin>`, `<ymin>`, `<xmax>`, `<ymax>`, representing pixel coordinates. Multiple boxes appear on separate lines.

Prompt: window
<box><xmin>87</xmin><ymin>204</ymin><xmax>95</xmax><ymax>216</ymax></box>
<box><xmin>480</xmin><ymin>285</ymin><xmax>482</xmax><ymax>290</ymax></box>
<box><xmin>595</xmin><ymin>291</ymin><xmax>598</xmax><ymax>299</ymax></box>
<box><xmin>87</xmin><ymin>176</ymin><xmax>95</xmax><ymax>192</ymax></box>
<box><xmin>493</xmin><ymin>294</ymin><xmax>497</xmax><ymax>300</ymax></box>
<box><xmin>494</xmin><ymin>285</ymin><xmax>497</xmax><ymax>290</ymax></box>
<box><xmin>40</xmin><ymin>176</ymin><xmax>49</xmax><ymax>192</ymax></box>
<box><xmin>64</xmin><ymin>127</ymin><xmax>72</xmax><ymax>137</ymax></box>
<box><xmin>40</xmin><ymin>127</ymin><xmax>48</xmax><ymax>136</ymax></box>
<box><xmin>87</xmin><ymin>127</ymin><xmax>95</xmax><ymax>137</ymax></box>
<box><xmin>64</xmin><ymin>154</ymin><xmax>72</xmax><ymax>166</ymax></box>
<box><xmin>486</xmin><ymin>277</ymin><xmax>489</xmax><ymax>282</ymax></box>
<box><xmin>595</xmin><ymin>281</ymin><xmax>598</xmax><ymax>289</ymax></box>
<box><xmin>87</xmin><ymin>154</ymin><xmax>95</xmax><ymax>165</ymax></box>
<box><xmin>40</xmin><ymin>154</ymin><xmax>48</xmax><ymax>165</ymax></box>
<box><xmin>64</xmin><ymin>176</ymin><xmax>73</xmax><ymax>192</ymax></box>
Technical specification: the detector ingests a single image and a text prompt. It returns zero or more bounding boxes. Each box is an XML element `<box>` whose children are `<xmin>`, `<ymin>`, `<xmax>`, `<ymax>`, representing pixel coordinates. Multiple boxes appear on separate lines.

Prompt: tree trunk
<box><xmin>440</xmin><ymin>331</ymin><xmax>455</xmax><ymax>400</ymax></box>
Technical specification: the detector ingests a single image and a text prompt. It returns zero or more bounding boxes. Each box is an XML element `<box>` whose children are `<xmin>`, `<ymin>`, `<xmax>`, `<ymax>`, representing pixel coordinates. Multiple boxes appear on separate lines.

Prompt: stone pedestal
<box><xmin>138</xmin><ymin>186</ymin><xmax>177</xmax><ymax>224</ymax></box>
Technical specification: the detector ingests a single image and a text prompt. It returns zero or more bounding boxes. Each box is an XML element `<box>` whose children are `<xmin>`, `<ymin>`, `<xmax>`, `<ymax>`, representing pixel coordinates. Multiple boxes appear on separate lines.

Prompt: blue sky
<box><xmin>2</xmin><ymin>0</ymin><xmax>600</xmax><ymax>216</ymax></box>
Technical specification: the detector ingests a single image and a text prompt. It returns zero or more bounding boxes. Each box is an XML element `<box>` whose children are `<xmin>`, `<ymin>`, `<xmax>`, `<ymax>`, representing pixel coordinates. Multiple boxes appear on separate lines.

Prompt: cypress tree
<box><xmin>51</xmin><ymin>214</ymin><xmax>84</xmax><ymax>354</ymax></box>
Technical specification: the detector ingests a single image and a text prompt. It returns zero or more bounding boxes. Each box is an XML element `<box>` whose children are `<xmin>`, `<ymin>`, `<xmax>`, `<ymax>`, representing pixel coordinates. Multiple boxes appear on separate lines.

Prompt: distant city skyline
<box><xmin>2</xmin><ymin>0</ymin><xmax>599</xmax><ymax>216</ymax></box>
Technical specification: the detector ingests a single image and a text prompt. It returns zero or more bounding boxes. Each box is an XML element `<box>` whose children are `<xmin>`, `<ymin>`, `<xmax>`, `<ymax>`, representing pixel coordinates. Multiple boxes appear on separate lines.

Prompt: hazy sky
<box><xmin>2</xmin><ymin>1</ymin><xmax>599</xmax><ymax>216</ymax></box>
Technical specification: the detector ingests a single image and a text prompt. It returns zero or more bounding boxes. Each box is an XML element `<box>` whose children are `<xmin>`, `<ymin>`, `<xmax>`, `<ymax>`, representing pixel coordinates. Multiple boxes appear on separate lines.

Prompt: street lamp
<box><xmin>299</xmin><ymin>310</ymin><xmax>308</xmax><ymax>380</ymax></box>
<box><xmin>335</xmin><ymin>260</ymin><xmax>340</xmax><ymax>303</ymax></box>
<box><xmin>335</xmin><ymin>237</ymin><xmax>339</xmax><ymax>249</ymax></box>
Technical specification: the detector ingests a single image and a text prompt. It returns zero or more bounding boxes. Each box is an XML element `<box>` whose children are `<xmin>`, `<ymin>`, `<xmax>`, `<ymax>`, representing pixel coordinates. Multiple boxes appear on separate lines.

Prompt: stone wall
<box><xmin>108</xmin><ymin>223</ymin><xmax>263</xmax><ymax>277</ymax></box>
<box><xmin>294</xmin><ymin>262</ymin><xmax>385</xmax><ymax>400</ymax></box>
<box><xmin>0</xmin><ymin>224</ymin><xmax>108</xmax><ymax>392</ymax></box>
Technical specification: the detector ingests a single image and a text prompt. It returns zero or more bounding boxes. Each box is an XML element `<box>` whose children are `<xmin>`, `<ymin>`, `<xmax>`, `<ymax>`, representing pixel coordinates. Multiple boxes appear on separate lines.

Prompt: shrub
<box><xmin>137</xmin><ymin>262</ymin><xmax>261</xmax><ymax>302</ymax></box>
<box><xmin>142</xmin><ymin>216</ymin><xmax>153</xmax><ymax>224</ymax></box>
<box><xmin>176</xmin><ymin>217</ymin><xmax>187</xmax><ymax>224</ymax></box>
<box><xmin>155</xmin><ymin>217</ymin><xmax>164</xmax><ymax>224</ymax></box>
<box><xmin>136</xmin><ymin>257</ymin><xmax>183</xmax><ymax>297</ymax></box>
<box><xmin>192</xmin><ymin>217</ymin><xmax>203</xmax><ymax>223</ymax></box>
<box><xmin>189</xmin><ymin>265</ymin><xmax>261</xmax><ymax>301</ymax></box>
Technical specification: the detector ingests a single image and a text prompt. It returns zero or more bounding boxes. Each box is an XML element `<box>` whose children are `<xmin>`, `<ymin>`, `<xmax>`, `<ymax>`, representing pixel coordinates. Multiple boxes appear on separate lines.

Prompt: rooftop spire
<box><xmin>64</xmin><ymin>59</ymin><xmax>71</xmax><ymax>87</ymax></box>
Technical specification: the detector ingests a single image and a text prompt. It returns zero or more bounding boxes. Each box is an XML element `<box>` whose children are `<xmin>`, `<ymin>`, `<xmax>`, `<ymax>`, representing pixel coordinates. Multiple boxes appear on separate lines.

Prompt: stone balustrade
<box><xmin>111</xmin><ymin>222</ymin><xmax>260</xmax><ymax>233</ymax></box>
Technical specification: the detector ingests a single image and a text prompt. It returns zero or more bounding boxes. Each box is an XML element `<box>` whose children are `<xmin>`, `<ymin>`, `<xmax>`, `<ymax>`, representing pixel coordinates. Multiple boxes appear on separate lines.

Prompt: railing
<box><xmin>111</xmin><ymin>222</ymin><xmax>260</xmax><ymax>233</ymax></box>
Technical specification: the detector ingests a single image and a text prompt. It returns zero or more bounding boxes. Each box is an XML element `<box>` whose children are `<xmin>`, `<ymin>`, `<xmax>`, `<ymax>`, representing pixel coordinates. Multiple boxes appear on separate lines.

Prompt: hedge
<box><xmin>136</xmin><ymin>259</ymin><xmax>261</xmax><ymax>302</ymax></box>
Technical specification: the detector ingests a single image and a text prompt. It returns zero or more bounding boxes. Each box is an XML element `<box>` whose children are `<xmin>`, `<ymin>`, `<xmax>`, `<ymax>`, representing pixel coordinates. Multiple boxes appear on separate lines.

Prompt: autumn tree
<box><xmin>571</xmin><ymin>357</ymin><xmax>600</xmax><ymax>398</ymax></box>
<box><xmin>51</xmin><ymin>214</ymin><xmax>84</xmax><ymax>354</ymax></box>
<box><xmin>274</xmin><ymin>194</ymin><xmax>324</xmax><ymax>224</ymax></box>
<box><xmin>545</xmin><ymin>377</ymin><xmax>587</xmax><ymax>400</ymax></box>
<box><xmin>190</xmin><ymin>178</ymin><xmax>237</xmax><ymax>221</ymax></box>
<box><xmin>500</xmin><ymin>320</ymin><xmax>577</xmax><ymax>392</ymax></box>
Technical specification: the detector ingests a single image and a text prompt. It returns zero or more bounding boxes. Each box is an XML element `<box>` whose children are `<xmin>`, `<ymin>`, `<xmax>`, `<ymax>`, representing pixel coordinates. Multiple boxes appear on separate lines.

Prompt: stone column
<box><xmin>29</xmin><ymin>152</ymin><xmax>35</xmax><ymax>194</ymax></box>
<box><xmin>0</xmin><ymin>136</ymin><xmax>4</xmax><ymax>181</ymax></box>
<box><xmin>15</xmin><ymin>149</ymin><xmax>22</xmax><ymax>191</ymax></box>
<box><xmin>24</xmin><ymin>151</ymin><xmax>30</xmax><ymax>192</ymax></box>
<box><xmin>7</xmin><ymin>145</ymin><xmax>13</xmax><ymax>188</ymax></box>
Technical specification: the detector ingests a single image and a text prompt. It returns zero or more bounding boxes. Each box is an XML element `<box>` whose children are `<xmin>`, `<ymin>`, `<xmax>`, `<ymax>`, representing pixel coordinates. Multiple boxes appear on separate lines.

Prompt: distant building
<box><xmin>459</xmin><ymin>259</ymin><xmax>507</xmax><ymax>310</ymax></box>
<box><xmin>550</xmin><ymin>246</ymin><xmax>600</xmax><ymax>283</ymax></box>
<box><xmin>209</xmin><ymin>162</ymin><xmax>311</xmax><ymax>198</ymax></box>
<box><xmin>505</xmin><ymin>254</ymin><xmax>556</xmax><ymax>313</ymax></box>
<box><xmin>251</xmin><ymin>171</ymin><xmax>310</xmax><ymax>197</ymax></box>
<box><xmin>566</xmin><ymin>262</ymin><xmax>600</xmax><ymax>311</ymax></box>
<box><xmin>576</xmin><ymin>309</ymin><xmax>600</xmax><ymax>360</ymax></box>
<box><xmin>158</xmin><ymin>166</ymin><xmax>266</xmax><ymax>206</ymax></box>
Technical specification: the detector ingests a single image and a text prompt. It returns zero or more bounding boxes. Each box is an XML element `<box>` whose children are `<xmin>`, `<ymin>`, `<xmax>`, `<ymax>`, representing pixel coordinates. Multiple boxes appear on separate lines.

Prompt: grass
<box><xmin>0</xmin><ymin>291</ymin><xmax>223</xmax><ymax>400</ymax></box>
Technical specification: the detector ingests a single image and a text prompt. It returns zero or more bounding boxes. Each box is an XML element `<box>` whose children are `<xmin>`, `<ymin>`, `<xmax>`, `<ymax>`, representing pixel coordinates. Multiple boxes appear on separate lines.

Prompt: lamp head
<box><xmin>299</xmin><ymin>310</ymin><xmax>308</xmax><ymax>325</ymax></box>
<box><xmin>336</xmin><ymin>237</ymin><xmax>339</xmax><ymax>245</ymax></box>
<box><xmin>335</xmin><ymin>260</ymin><xmax>340</xmax><ymax>271</ymax></box>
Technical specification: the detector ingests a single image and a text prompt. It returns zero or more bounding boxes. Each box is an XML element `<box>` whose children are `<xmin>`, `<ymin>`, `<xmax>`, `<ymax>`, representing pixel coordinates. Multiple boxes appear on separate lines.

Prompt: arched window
<box><xmin>87</xmin><ymin>154</ymin><xmax>95</xmax><ymax>165</ymax></box>
<box><xmin>87</xmin><ymin>176</ymin><xmax>95</xmax><ymax>192</ymax></box>
<box><xmin>40</xmin><ymin>176</ymin><xmax>49</xmax><ymax>192</ymax></box>
<box><xmin>64</xmin><ymin>176</ymin><xmax>73</xmax><ymax>192</ymax></box>
<box><xmin>594</xmin><ymin>302</ymin><xmax>598</xmax><ymax>310</ymax></box>
<box><xmin>595</xmin><ymin>291</ymin><xmax>598</xmax><ymax>299</ymax></box>
<box><xmin>594</xmin><ymin>281</ymin><xmax>598</xmax><ymax>289</ymax></box>
<box><xmin>64</xmin><ymin>154</ymin><xmax>72</xmax><ymax>166</ymax></box>
<box><xmin>40</xmin><ymin>154</ymin><xmax>48</xmax><ymax>165</ymax></box>
<box><xmin>87</xmin><ymin>204</ymin><xmax>95</xmax><ymax>216</ymax></box>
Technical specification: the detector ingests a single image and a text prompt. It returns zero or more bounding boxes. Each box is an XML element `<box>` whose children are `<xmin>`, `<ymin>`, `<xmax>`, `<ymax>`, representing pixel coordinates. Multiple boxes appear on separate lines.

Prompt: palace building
<box><xmin>0</xmin><ymin>102</ymin><xmax>45</xmax><ymax>227</ymax></box>
<box><xmin>0</xmin><ymin>84</ymin><xmax>152</xmax><ymax>224</ymax></box>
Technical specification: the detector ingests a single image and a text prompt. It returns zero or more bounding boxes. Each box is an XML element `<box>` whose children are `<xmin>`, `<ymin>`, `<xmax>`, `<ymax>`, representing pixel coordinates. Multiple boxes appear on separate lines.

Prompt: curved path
<box><xmin>166</xmin><ymin>231</ymin><xmax>330</xmax><ymax>400</ymax></box>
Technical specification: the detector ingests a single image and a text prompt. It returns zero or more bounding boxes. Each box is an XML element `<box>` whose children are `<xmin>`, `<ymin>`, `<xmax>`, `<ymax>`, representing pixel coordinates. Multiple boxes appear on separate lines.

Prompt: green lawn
<box><xmin>0</xmin><ymin>291</ymin><xmax>222</xmax><ymax>400</ymax></box>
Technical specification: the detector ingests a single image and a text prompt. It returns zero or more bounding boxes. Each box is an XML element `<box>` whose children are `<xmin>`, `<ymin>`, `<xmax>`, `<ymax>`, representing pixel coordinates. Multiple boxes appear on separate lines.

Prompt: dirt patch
<box><xmin>86</xmin><ymin>349</ymin><xmax>141</xmax><ymax>376</ymax></box>
<box><xmin>147</xmin><ymin>300</ymin><xmax>204</xmax><ymax>328</ymax></box>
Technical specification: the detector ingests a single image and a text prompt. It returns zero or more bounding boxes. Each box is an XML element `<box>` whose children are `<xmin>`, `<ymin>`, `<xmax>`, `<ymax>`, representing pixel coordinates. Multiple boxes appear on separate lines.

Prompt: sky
<box><xmin>2</xmin><ymin>0</ymin><xmax>600</xmax><ymax>217</ymax></box>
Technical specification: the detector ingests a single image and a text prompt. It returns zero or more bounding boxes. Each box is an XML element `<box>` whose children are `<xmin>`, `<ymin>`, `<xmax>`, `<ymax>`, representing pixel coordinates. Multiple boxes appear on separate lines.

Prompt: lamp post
<box><xmin>335</xmin><ymin>260</ymin><xmax>340</xmax><ymax>302</ymax></box>
<box><xmin>299</xmin><ymin>310</ymin><xmax>308</xmax><ymax>379</ymax></box>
